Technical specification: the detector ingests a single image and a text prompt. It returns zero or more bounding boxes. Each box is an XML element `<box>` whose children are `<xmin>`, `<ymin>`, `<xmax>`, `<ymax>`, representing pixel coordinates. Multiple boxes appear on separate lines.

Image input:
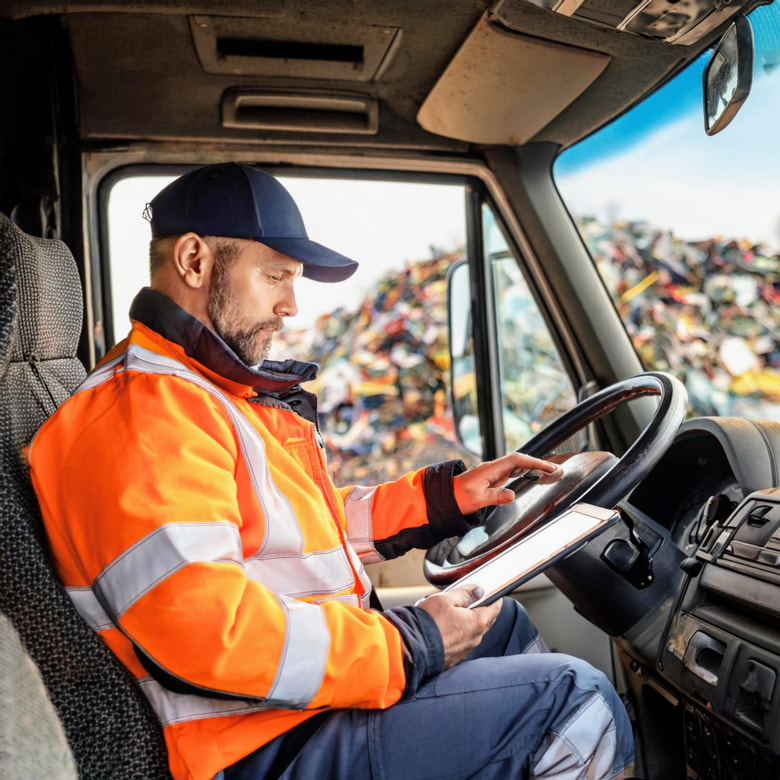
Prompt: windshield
<box><xmin>555</xmin><ymin>0</ymin><xmax>780</xmax><ymax>421</ymax></box>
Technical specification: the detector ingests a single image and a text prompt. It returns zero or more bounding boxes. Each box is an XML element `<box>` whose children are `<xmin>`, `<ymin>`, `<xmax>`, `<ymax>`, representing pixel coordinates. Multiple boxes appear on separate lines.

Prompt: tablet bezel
<box><xmin>441</xmin><ymin>502</ymin><xmax>620</xmax><ymax>608</ymax></box>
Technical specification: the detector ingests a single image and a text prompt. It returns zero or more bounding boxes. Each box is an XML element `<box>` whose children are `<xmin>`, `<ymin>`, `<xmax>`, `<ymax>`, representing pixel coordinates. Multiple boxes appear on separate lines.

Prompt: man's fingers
<box><xmin>471</xmin><ymin>597</ymin><xmax>502</xmax><ymax>631</ymax></box>
<box><xmin>510</xmin><ymin>466</ymin><xmax>564</xmax><ymax>484</ymax></box>
<box><xmin>416</xmin><ymin>588</ymin><xmax>504</xmax><ymax>669</ymax></box>
<box><xmin>506</xmin><ymin>458</ymin><xmax>563</xmax><ymax>483</ymax></box>
<box><xmin>453</xmin><ymin>453</ymin><xmax>564</xmax><ymax>515</ymax></box>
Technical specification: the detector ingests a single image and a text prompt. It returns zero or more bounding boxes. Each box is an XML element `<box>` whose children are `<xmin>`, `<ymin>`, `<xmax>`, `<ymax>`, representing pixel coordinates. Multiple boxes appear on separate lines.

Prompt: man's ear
<box><xmin>172</xmin><ymin>233</ymin><xmax>213</xmax><ymax>289</ymax></box>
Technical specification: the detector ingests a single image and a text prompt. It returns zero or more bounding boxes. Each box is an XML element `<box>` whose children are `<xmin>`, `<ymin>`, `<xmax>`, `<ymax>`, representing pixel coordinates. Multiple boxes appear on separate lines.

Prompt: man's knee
<box><xmin>545</xmin><ymin>654</ymin><xmax>630</xmax><ymax>733</ymax></box>
<box><xmin>531</xmin><ymin>655</ymin><xmax>634</xmax><ymax>780</ymax></box>
<box><xmin>558</xmin><ymin>654</ymin><xmax>616</xmax><ymax>694</ymax></box>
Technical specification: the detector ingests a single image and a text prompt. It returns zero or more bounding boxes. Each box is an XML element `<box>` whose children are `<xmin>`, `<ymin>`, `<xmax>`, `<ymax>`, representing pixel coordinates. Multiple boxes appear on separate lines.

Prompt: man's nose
<box><xmin>274</xmin><ymin>285</ymin><xmax>298</xmax><ymax>318</ymax></box>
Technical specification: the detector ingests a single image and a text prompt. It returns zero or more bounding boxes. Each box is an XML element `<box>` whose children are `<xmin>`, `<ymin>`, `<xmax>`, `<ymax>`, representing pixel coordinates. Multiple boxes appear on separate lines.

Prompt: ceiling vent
<box><xmin>190</xmin><ymin>15</ymin><xmax>401</xmax><ymax>81</ymax></box>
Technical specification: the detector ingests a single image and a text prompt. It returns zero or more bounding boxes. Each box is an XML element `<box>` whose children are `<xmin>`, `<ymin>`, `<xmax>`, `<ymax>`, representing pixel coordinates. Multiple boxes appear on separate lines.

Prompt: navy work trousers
<box><xmin>220</xmin><ymin>599</ymin><xmax>635</xmax><ymax>780</ymax></box>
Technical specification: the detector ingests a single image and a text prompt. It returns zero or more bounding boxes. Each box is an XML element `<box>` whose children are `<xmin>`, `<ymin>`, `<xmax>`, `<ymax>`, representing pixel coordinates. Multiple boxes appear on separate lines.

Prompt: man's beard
<box><xmin>207</xmin><ymin>264</ymin><xmax>282</xmax><ymax>367</ymax></box>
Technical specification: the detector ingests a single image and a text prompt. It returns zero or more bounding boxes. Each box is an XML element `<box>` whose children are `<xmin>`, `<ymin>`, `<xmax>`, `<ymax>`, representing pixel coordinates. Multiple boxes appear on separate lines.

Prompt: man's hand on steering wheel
<box><xmin>453</xmin><ymin>453</ymin><xmax>564</xmax><ymax>515</ymax></box>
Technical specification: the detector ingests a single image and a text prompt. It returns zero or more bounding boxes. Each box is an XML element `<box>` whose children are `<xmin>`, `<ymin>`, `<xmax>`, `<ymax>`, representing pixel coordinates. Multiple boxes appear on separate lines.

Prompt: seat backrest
<box><xmin>0</xmin><ymin>211</ymin><xmax>172</xmax><ymax>779</ymax></box>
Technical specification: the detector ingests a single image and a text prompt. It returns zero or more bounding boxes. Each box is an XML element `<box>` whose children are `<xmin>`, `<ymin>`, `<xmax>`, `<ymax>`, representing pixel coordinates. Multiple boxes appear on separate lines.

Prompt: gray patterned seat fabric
<box><xmin>0</xmin><ymin>211</ymin><xmax>172</xmax><ymax>779</ymax></box>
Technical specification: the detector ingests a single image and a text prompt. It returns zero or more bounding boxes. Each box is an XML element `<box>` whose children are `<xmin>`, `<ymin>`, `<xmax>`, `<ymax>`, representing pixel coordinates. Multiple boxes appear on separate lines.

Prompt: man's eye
<box><xmin>267</xmin><ymin>274</ymin><xmax>281</xmax><ymax>283</ymax></box>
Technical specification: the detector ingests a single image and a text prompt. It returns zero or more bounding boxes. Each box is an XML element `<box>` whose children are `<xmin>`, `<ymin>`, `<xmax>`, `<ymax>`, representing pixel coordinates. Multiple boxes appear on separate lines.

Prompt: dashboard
<box><xmin>542</xmin><ymin>416</ymin><xmax>780</xmax><ymax>778</ymax></box>
<box><xmin>609</xmin><ymin>417</ymin><xmax>780</xmax><ymax>779</ymax></box>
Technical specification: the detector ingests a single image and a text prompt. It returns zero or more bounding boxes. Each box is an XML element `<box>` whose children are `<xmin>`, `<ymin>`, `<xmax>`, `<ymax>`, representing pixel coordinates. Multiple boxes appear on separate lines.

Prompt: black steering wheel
<box><xmin>424</xmin><ymin>371</ymin><xmax>688</xmax><ymax>586</ymax></box>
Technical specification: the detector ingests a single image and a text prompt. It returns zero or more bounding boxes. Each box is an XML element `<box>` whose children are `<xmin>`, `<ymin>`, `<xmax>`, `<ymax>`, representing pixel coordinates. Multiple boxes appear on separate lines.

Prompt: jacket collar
<box><xmin>128</xmin><ymin>288</ymin><xmax>319</xmax><ymax>395</ymax></box>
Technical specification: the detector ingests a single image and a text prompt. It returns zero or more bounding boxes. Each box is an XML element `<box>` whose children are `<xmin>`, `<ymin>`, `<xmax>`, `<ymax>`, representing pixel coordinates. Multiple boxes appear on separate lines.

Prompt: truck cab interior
<box><xmin>1</xmin><ymin>1</ymin><xmax>779</xmax><ymax>778</ymax></box>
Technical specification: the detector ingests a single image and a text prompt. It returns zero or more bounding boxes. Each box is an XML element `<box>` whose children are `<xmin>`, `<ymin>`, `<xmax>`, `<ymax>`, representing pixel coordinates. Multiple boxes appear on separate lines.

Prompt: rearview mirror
<box><xmin>703</xmin><ymin>16</ymin><xmax>754</xmax><ymax>136</ymax></box>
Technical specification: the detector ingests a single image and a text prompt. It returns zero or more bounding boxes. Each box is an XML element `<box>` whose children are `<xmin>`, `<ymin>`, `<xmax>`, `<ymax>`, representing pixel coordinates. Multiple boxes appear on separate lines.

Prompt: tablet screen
<box><xmin>443</xmin><ymin>503</ymin><xmax>620</xmax><ymax>608</ymax></box>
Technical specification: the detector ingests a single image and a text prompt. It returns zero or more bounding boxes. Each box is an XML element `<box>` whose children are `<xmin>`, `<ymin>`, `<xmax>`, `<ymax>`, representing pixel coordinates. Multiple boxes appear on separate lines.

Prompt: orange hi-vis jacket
<box><xmin>29</xmin><ymin>288</ymin><xmax>473</xmax><ymax>780</ymax></box>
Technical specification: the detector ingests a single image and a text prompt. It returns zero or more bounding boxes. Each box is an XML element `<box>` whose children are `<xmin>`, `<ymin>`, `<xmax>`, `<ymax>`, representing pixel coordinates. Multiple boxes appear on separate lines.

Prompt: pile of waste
<box><xmin>581</xmin><ymin>217</ymin><xmax>780</xmax><ymax>420</ymax></box>
<box><xmin>277</xmin><ymin>252</ymin><xmax>464</xmax><ymax>484</ymax></box>
<box><xmin>276</xmin><ymin>219</ymin><xmax>780</xmax><ymax>483</ymax></box>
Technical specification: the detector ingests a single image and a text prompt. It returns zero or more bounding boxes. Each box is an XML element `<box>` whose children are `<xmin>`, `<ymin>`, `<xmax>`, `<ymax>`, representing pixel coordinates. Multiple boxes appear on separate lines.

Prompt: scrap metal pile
<box><xmin>277</xmin><ymin>253</ymin><xmax>464</xmax><ymax>484</ymax></box>
<box><xmin>277</xmin><ymin>219</ymin><xmax>780</xmax><ymax>484</ymax></box>
<box><xmin>581</xmin><ymin>217</ymin><xmax>780</xmax><ymax>421</ymax></box>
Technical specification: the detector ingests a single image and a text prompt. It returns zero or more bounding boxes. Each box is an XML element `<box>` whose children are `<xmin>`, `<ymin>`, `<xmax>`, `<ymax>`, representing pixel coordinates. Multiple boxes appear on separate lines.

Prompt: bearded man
<box><xmin>29</xmin><ymin>163</ymin><xmax>634</xmax><ymax>780</ymax></box>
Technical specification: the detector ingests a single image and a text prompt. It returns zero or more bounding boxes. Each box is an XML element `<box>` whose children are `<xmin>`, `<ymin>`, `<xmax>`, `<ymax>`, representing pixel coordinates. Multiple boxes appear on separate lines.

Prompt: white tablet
<box><xmin>443</xmin><ymin>503</ymin><xmax>620</xmax><ymax>608</ymax></box>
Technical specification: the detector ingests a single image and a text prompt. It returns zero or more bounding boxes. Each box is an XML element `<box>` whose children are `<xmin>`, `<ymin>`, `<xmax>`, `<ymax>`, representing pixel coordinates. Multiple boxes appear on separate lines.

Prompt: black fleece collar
<box><xmin>128</xmin><ymin>288</ymin><xmax>319</xmax><ymax>395</ymax></box>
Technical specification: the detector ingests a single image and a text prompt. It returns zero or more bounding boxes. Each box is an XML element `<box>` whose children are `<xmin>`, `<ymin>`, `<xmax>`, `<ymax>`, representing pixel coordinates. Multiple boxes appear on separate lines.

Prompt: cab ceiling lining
<box><xmin>0</xmin><ymin>1</ymin><xmax>291</xmax><ymax>19</ymax></box>
<box><xmin>11</xmin><ymin>0</ymin><xmax>710</xmax><ymax>151</ymax></box>
<box><xmin>61</xmin><ymin>12</ymin><xmax>462</xmax><ymax>150</ymax></box>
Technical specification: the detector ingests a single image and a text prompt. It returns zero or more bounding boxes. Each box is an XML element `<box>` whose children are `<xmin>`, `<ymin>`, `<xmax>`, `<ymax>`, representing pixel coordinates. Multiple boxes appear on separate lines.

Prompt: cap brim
<box><xmin>259</xmin><ymin>237</ymin><xmax>359</xmax><ymax>283</ymax></box>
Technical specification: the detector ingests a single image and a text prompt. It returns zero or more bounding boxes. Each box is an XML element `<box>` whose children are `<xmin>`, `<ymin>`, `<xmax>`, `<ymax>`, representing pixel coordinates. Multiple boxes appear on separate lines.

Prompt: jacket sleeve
<box><xmin>338</xmin><ymin>459</ymin><xmax>483</xmax><ymax>562</ymax></box>
<box><xmin>382</xmin><ymin>605</ymin><xmax>445</xmax><ymax>695</ymax></box>
<box><xmin>30</xmin><ymin>372</ymin><xmax>410</xmax><ymax>713</ymax></box>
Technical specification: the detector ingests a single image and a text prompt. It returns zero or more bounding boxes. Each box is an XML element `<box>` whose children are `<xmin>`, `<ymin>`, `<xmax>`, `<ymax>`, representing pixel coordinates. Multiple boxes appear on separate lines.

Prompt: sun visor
<box><xmin>417</xmin><ymin>11</ymin><xmax>610</xmax><ymax>145</ymax></box>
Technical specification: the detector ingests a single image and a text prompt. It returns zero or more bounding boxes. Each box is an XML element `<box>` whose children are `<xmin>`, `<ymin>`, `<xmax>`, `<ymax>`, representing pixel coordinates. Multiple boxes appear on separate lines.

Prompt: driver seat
<box><xmin>0</xmin><ymin>211</ymin><xmax>172</xmax><ymax>778</ymax></box>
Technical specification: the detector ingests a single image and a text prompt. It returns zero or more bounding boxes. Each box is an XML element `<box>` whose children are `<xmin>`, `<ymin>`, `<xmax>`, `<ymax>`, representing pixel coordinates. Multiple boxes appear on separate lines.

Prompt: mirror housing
<box><xmin>703</xmin><ymin>16</ymin><xmax>754</xmax><ymax>136</ymax></box>
<box><xmin>446</xmin><ymin>259</ymin><xmax>482</xmax><ymax>456</ymax></box>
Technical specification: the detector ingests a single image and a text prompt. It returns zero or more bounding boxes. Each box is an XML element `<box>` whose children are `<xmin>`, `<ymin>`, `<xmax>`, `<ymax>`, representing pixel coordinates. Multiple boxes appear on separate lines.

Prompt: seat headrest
<box><xmin>0</xmin><ymin>213</ymin><xmax>83</xmax><ymax>365</ymax></box>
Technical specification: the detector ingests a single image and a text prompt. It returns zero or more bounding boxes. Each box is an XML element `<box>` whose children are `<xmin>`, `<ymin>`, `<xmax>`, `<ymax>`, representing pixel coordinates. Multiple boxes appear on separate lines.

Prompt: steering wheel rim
<box><xmin>423</xmin><ymin>371</ymin><xmax>688</xmax><ymax>586</ymax></box>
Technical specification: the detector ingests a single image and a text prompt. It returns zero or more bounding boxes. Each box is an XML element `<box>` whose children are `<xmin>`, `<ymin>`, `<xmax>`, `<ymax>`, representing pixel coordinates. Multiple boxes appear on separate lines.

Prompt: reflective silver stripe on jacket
<box><xmin>72</xmin><ymin>352</ymin><xmax>126</xmax><ymax>393</ymax></box>
<box><xmin>93</xmin><ymin>521</ymin><xmax>242</xmax><ymax>617</ymax></box>
<box><xmin>123</xmin><ymin>345</ymin><xmax>303</xmax><ymax>556</ymax></box>
<box><xmin>342</xmin><ymin>485</ymin><xmax>384</xmax><ymax>605</ymax></box>
<box><xmin>268</xmin><ymin>595</ymin><xmax>330</xmax><ymax>705</ymax></box>
<box><xmin>68</xmin><ymin>523</ymin><xmax>240</xmax><ymax>629</ymax></box>
<box><xmin>68</xmin><ymin>587</ymin><xmax>113</xmax><ymax>631</ymax></box>
<box><xmin>139</xmin><ymin>676</ymin><xmax>270</xmax><ymax>725</ymax></box>
<box><xmin>350</xmin><ymin>544</ymin><xmax>374</xmax><ymax>609</ymax></box>
<box><xmin>343</xmin><ymin>485</ymin><xmax>384</xmax><ymax>565</ymax></box>
<box><xmin>245</xmin><ymin>546</ymin><xmax>356</xmax><ymax>600</ymax></box>
<box><xmin>133</xmin><ymin>596</ymin><xmax>328</xmax><ymax>723</ymax></box>
<box><xmin>66</xmin><ymin>584</ymin><xmax>329</xmax><ymax>713</ymax></box>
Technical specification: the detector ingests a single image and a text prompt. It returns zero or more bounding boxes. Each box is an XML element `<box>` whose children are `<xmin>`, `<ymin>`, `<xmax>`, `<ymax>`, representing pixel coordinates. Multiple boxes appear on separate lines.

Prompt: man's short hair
<box><xmin>148</xmin><ymin>236</ymin><xmax>177</xmax><ymax>276</ymax></box>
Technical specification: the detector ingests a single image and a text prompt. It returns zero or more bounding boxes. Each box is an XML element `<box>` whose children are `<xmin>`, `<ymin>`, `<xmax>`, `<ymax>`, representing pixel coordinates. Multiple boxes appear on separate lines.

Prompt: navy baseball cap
<box><xmin>145</xmin><ymin>163</ymin><xmax>358</xmax><ymax>283</ymax></box>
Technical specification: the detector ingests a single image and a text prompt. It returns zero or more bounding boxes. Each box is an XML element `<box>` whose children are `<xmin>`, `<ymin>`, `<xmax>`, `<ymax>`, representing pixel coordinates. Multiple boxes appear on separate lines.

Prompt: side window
<box><xmin>105</xmin><ymin>172</ymin><xmax>476</xmax><ymax>484</ymax></box>
<box><xmin>449</xmin><ymin>203</ymin><xmax>577</xmax><ymax>456</ymax></box>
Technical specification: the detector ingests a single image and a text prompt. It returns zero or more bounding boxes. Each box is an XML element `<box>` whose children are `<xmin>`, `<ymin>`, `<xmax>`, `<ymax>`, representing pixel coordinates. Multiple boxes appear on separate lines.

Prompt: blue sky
<box><xmin>554</xmin><ymin>1</ymin><xmax>780</xmax><ymax>249</ymax></box>
<box><xmin>555</xmin><ymin>56</ymin><xmax>706</xmax><ymax>179</ymax></box>
<box><xmin>557</xmin><ymin>1</ymin><xmax>780</xmax><ymax>178</ymax></box>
